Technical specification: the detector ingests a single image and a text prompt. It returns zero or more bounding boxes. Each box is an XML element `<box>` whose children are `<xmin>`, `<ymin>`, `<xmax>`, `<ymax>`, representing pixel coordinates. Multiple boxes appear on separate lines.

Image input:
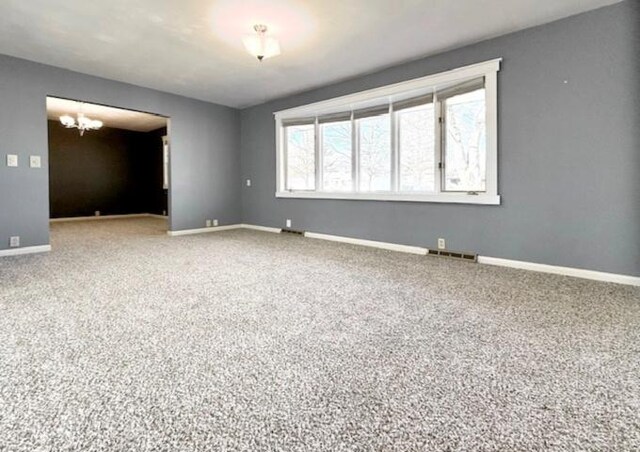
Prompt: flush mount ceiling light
<box><xmin>242</xmin><ymin>24</ymin><xmax>281</xmax><ymax>61</ymax></box>
<box><xmin>59</xmin><ymin>104</ymin><xmax>103</xmax><ymax>136</ymax></box>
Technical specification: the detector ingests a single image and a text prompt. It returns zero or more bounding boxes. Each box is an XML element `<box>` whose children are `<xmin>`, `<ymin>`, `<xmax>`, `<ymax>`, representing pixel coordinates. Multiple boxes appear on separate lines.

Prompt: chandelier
<box><xmin>242</xmin><ymin>24</ymin><xmax>280</xmax><ymax>61</ymax></box>
<box><xmin>59</xmin><ymin>105</ymin><xmax>103</xmax><ymax>136</ymax></box>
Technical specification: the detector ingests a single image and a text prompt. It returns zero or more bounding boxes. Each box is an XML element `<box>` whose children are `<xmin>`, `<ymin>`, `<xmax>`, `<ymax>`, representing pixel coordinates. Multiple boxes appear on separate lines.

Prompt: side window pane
<box><xmin>358</xmin><ymin>114</ymin><xmax>391</xmax><ymax>192</ymax></box>
<box><xmin>321</xmin><ymin>121</ymin><xmax>352</xmax><ymax>191</ymax></box>
<box><xmin>443</xmin><ymin>89</ymin><xmax>486</xmax><ymax>192</ymax></box>
<box><xmin>398</xmin><ymin>104</ymin><xmax>435</xmax><ymax>192</ymax></box>
<box><xmin>286</xmin><ymin>124</ymin><xmax>315</xmax><ymax>190</ymax></box>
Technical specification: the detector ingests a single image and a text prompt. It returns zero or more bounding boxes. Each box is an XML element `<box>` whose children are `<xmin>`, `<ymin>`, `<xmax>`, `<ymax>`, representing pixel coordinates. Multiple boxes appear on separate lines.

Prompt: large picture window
<box><xmin>276</xmin><ymin>59</ymin><xmax>500</xmax><ymax>204</ymax></box>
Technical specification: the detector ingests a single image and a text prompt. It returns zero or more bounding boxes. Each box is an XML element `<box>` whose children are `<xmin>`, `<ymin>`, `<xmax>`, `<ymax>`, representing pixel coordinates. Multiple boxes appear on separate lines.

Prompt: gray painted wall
<box><xmin>0</xmin><ymin>55</ymin><xmax>240</xmax><ymax>249</ymax></box>
<box><xmin>240</xmin><ymin>1</ymin><xmax>640</xmax><ymax>276</ymax></box>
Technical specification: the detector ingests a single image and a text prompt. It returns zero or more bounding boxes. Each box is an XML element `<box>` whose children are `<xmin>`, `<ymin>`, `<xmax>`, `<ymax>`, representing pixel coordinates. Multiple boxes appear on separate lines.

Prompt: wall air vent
<box><xmin>281</xmin><ymin>228</ymin><xmax>304</xmax><ymax>235</ymax></box>
<box><xmin>428</xmin><ymin>249</ymin><xmax>477</xmax><ymax>262</ymax></box>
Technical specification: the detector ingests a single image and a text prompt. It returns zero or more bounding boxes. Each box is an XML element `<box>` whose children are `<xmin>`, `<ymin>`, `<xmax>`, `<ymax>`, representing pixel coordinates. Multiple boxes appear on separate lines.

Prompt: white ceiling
<box><xmin>0</xmin><ymin>0</ymin><xmax>621</xmax><ymax>108</ymax></box>
<box><xmin>46</xmin><ymin>97</ymin><xmax>167</xmax><ymax>132</ymax></box>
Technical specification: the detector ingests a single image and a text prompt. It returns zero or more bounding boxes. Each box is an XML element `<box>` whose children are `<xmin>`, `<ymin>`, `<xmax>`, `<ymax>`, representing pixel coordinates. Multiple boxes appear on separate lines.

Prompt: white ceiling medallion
<box><xmin>242</xmin><ymin>24</ymin><xmax>281</xmax><ymax>62</ymax></box>
<box><xmin>59</xmin><ymin>103</ymin><xmax>103</xmax><ymax>136</ymax></box>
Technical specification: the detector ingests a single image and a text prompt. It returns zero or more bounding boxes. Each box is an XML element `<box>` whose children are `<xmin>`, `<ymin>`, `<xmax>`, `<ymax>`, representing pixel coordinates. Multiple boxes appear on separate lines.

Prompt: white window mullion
<box><xmin>434</xmin><ymin>97</ymin><xmax>443</xmax><ymax>195</ymax></box>
<box><xmin>315</xmin><ymin>118</ymin><xmax>322</xmax><ymax>192</ymax></box>
<box><xmin>281</xmin><ymin>125</ymin><xmax>289</xmax><ymax>191</ymax></box>
<box><xmin>352</xmin><ymin>116</ymin><xmax>359</xmax><ymax>192</ymax></box>
<box><xmin>390</xmin><ymin>105</ymin><xmax>399</xmax><ymax>192</ymax></box>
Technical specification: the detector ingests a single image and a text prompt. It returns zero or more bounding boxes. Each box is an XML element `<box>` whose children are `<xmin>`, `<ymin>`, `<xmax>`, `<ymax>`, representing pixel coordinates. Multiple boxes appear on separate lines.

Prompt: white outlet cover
<box><xmin>213</xmin><ymin>219</ymin><xmax>219</xmax><ymax>226</ymax></box>
<box><xmin>205</xmin><ymin>219</ymin><xmax>212</xmax><ymax>227</ymax></box>
<box><xmin>29</xmin><ymin>155</ymin><xmax>41</xmax><ymax>168</ymax></box>
<box><xmin>286</xmin><ymin>219</ymin><xmax>292</xmax><ymax>228</ymax></box>
<box><xmin>438</xmin><ymin>238</ymin><xmax>446</xmax><ymax>250</ymax></box>
<box><xmin>246</xmin><ymin>179</ymin><xmax>251</xmax><ymax>187</ymax></box>
<box><xmin>9</xmin><ymin>236</ymin><xmax>20</xmax><ymax>247</ymax></box>
<box><xmin>7</xmin><ymin>154</ymin><xmax>18</xmax><ymax>167</ymax></box>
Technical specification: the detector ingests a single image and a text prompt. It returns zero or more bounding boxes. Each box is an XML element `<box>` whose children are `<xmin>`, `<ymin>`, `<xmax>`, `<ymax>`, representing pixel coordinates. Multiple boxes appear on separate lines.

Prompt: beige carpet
<box><xmin>0</xmin><ymin>217</ymin><xmax>639</xmax><ymax>451</ymax></box>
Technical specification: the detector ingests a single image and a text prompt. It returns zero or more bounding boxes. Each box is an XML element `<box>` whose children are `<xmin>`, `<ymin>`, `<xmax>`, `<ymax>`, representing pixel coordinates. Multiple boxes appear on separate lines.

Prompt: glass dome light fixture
<box><xmin>59</xmin><ymin>104</ymin><xmax>103</xmax><ymax>136</ymax></box>
<box><xmin>242</xmin><ymin>24</ymin><xmax>281</xmax><ymax>62</ymax></box>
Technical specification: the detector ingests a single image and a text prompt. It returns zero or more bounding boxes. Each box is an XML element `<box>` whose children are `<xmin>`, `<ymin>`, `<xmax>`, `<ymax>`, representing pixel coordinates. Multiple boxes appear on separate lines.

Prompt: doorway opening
<box><xmin>46</xmin><ymin>96</ymin><xmax>170</xmax><ymax>237</ymax></box>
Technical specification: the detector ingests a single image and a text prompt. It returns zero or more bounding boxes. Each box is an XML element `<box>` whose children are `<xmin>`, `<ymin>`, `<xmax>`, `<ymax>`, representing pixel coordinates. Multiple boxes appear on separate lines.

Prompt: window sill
<box><xmin>275</xmin><ymin>191</ymin><xmax>501</xmax><ymax>205</ymax></box>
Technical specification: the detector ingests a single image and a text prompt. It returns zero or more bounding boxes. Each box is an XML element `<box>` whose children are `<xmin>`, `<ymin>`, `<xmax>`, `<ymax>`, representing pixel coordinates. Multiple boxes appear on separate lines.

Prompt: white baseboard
<box><xmin>304</xmin><ymin>231</ymin><xmax>428</xmax><ymax>255</ymax></box>
<box><xmin>50</xmin><ymin>213</ymin><xmax>166</xmax><ymax>222</ymax></box>
<box><xmin>167</xmin><ymin>224</ymin><xmax>242</xmax><ymax>236</ymax></box>
<box><xmin>240</xmin><ymin>224</ymin><xmax>282</xmax><ymax>233</ymax></box>
<box><xmin>168</xmin><ymin>223</ymin><xmax>282</xmax><ymax>236</ymax></box>
<box><xmin>302</xmin><ymin>230</ymin><xmax>639</xmax><ymax>286</ymax></box>
<box><xmin>477</xmin><ymin>256</ymin><xmax>640</xmax><ymax>287</ymax></box>
<box><xmin>0</xmin><ymin>245</ymin><xmax>51</xmax><ymax>257</ymax></box>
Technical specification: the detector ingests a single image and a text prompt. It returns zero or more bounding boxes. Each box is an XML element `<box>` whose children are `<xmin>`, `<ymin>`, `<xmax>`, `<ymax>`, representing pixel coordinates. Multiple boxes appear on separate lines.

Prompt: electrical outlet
<box><xmin>213</xmin><ymin>219</ymin><xmax>218</xmax><ymax>227</ymax></box>
<box><xmin>7</xmin><ymin>154</ymin><xmax>18</xmax><ymax>167</ymax></box>
<box><xmin>9</xmin><ymin>236</ymin><xmax>19</xmax><ymax>248</ymax></box>
<box><xmin>162</xmin><ymin>210</ymin><xmax>167</xmax><ymax>216</ymax></box>
<box><xmin>246</xmin><ymin>179</ymin><xmax>252</xmax><ymax>187</ymax></box>
<box><xmin>205</xmin><ymin>219</ymin><xmax>212</xmax><ymax>227</ymax></box>
<box><xmin>95</xmin><ymin>211</ymin><xmax>101</xmax><ymax>217</ymax></box>
<box><xmin>29</xmin><ymin>155</ymin><xmax>41</xmax><ymax>168</ymax></box>
<box><xmin>437</xmin><ymin>238</ymin><xmax>446</xmax><ymax>250</ymax></box>
<box><xmin>286</xmin><ymin>219</ymin><xmax>292</xmax><ymax>228</ymax></box>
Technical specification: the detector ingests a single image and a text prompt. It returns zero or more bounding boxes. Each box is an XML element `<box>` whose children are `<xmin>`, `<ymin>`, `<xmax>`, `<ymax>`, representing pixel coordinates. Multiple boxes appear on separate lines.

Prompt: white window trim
<box><xmin>274</xmin><ymin>58</ymin><xmax>501</xmax><ymax>205</ymax></box>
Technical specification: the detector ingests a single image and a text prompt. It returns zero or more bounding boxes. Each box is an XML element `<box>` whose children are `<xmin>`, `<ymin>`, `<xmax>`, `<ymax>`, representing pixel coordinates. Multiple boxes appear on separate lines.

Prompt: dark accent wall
<box><xmin>240</xmin><ymin>1</ymin><xmax>640</xmax><ymax>277</ymax></box>
<box><xmin>48</xmin><ymin>121</ymin><xmax>167</xmax><ymax>218</ymax></box>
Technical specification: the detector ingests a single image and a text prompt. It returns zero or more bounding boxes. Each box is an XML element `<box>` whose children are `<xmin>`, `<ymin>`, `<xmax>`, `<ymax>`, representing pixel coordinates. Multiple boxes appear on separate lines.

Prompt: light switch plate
<box><xmin>29</xmin><ymin>155</ymin><xmax>41</xmax><ymax>168</ymax></box>
<box><xmin>7</xmin><ymin>154</ymin><xmax>18</xmax><ymax>167</ymax></box>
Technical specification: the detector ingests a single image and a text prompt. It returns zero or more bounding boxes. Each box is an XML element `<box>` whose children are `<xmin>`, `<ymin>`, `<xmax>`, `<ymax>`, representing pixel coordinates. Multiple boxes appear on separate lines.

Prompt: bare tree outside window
<box><xmin>398</xmin><ymin>104</ymin><xmax>436</xmax><ymax>192</ymax></box>
<box><xmin>358</xmin><ymin>114</ymin><xmax>391</xmax><ymax>191</ymax></box>
<box><xmin>321</xmin><ymin>121</ymin><xmax>352</xmax><ymax>191</ymax></box>
<box><xmin>443</xmin><ymin>89</ymin><xmax>486</xmax><ymax>192</ymax></box>
<box><xmin>286</xmin><ymin>125</ymin><xmax>315</xmax><ymax>190</ymax></box>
